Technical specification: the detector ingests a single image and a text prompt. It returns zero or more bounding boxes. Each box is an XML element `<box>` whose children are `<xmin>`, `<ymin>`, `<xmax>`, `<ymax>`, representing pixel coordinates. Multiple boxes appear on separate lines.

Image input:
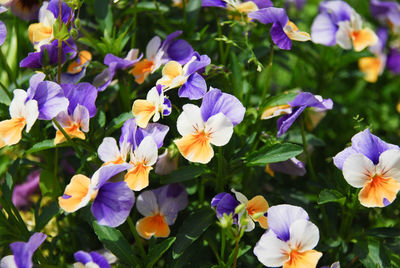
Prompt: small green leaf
<box><xmin>317</xmin><ymin>189</ymin><xmax>346</xmax><ymax>205</ymax></box>
<box><xmin>246</xmin><ymin>143</ymin><xmax>303</xmax><ymax>166</ymax></box>
<box><xmin>172</xmin><ymin>207</ymin><xmax>214</xmax><ymax>259</ymax></box>
<box><xmin>105</xmin><ymin>112</ymin><xmax>134</xmax><ymax>136</ymax></box>
<box><xmin>26</xmin><ymin>140</ymin><xmax>67</xmax><ymax>154</ymax></box>
<box><xmin>146</xmin><ymin>237</ymin><xmax>176</xmax><ymax>268</ymax></box>
<box><xmin>39</xmin><ymin>169</ymin><xmax>61</xmax><ymax>197</ymax></box>
<box><xmin>137</xmin><ymin>2</ymin><xmax>169</xmax><ymax>12</ymax></box>
<box><xmin>92</xmin><ymin>221</ymin><xmax>137</xmax><ymax>265</ymax></box>
<box><xmin>161</xmin><ymin>166</ymin><xmax>205</xmax><ymax>184</ymax></box>
<box><xmin>34</xmin><ymin>202</ymin><xmax>60</xmax><ymax>231</ymax></box>
<box><xmin>53</xmin><ymin>18</ymin><xmax>70</xmax><ymax>41</ymax></box>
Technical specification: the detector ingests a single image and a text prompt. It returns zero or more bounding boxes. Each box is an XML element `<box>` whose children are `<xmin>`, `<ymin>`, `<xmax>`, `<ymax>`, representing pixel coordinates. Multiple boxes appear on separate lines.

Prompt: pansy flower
<box><xmin>275</xmin><ymin>92</ymin><xmax>333</xmax><ymax>137</ymax></box>
<box><xmin>254</xmin><ymin>204</ymin><xmax>322</xmax><ymax>267</ymax></box>
<box><xmin>358</xmin><ymin>28</ymin><xmax>388</xmax><ymax>83</ymax></box>
<box><xmin>12</xmin><ymin>169</ymin><xmax>40</xmax><ymax>209</ymax></box>
<box><xmin>211</xmin><ymin>192</ymin><xmax>239</xmax><ymax>222</ymax></box>
<box><xmin>59</xmin><ymin>164</ymin><xmax>135</xmax><ymax>227</ymax></box>
<box><xmin>157</xmin><ymin>53</ymin><xmax>211</xmax><ymax>100</ymax></box>
<box><xmin>370</xmin><ymin>0</ymin><xmax>400</xmax><ymax>32</ymax></box>
<box><xmin>74</xmin><ymin>250</ymin><xmax>110</xmax><ymax>268</ymax></box>
<box><xmin>231</xmin><ymin>189</ymin><xmax>269</xmax><ymax>231</ymax></box>
<box><xmin>311</xmin><ymin>1</ymin><xmax>378</xmax><ymax>51</ymax></box>
<box><xmin>136</xmin><ymin>183</ymin><xmax>188</xmax><ymax>239</ymax></box>
<box><xmin>0</xmin><ymin>232</ymin><xmax>47</xmax><ymax>268</ymax></box>
<box><xmin>61</xmin><ymin>50</ymin><xmax>92</xmax><ymax>84</ymax></box>
<box><xmin>249</xmin><ymin>7</ymin><xmax>311</xmax><ymax>50</ymax></box>
<box><xmin>175</xmin><ymin>87</ymin><xmax>245</xmax><ymax>164</ymax></box>
<box><xmin>1</xmin><ymin>0</ymin><xmax>40</xmax><ymax>21</ymax></box>
<box><xmin>131</xmin><ymin>31</ymin><xmax>194</xmax><ymax>84</ymax></box>
<box><xmin>28</xmin><ymin>0</ymin><xmax>72</xmax><ymax>51</ymax></box>
<box><xmin>0</xmin><ymin>73</ymin><xmax>68</xmax><ymax>148</ymax></box>
<box><xmin>202</xmin><ymin>0</ymin><xmax>273</xmax><ymax>15</ymax></box>
<box><xmin>132</xmin><ymin>84</ymin><xmax>171</xmax><ymax>128</ymax></box>
<box><xmin>53</xmin><ymin>82</ymin><xmax>97</xmax><ymax>145</ymax></box>
<box><xmin>333</xmin><ymin>129</ymin><xmax>400</xmax><ymax>207</ymax></box>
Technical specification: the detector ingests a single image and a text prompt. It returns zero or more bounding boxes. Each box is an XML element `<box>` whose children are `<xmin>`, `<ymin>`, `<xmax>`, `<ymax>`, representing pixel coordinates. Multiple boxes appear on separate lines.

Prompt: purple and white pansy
<box><xmin>74</xmin><ymin>251</ymin><xmax>111</xmax><ymax>268</ymax></box>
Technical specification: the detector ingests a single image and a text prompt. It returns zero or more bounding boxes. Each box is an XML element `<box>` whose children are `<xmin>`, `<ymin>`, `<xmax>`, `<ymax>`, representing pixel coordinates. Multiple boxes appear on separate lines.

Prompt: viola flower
<box><xmin>74</xmin><ymin>250</ymin><xmax>110</xmax><ymax>268</ymax></box>
<box><xmin>98</xmin><ymin>118</ymin><xmax>169</xmax><ymax>167</ymax></box>
<box><xmin>387</xmin><ymin>47</ymin><xmax>400</xmax><ymax>74</ymax></box>
<box><xmin>136</xmin><ymin>183</ymin><xmax>188</xmax><ymax>239</ymax></box>
<box><xmin>93</xmin><ymin>49</ymin><xmax>142</xmax><ymax>92</ymax></box>
<box><xmin>261</xmin><ymin>104</ymin><xmax>292</xmax><ymax>120</ymax></box>
<box><xmin>275</xmin><ymin>92</ymin><xmax>333</xmax><ymax>137</ymax></box>
<box><xmin>175</xmin><ymin>87</ymin><xmax>245</xmax><ymax>164</ymax></box>
<box><xmin>0</xmin><ymin>232</ymin><xmax>47</xmax><ymax>268</ymax></box>
<box><xmin>53</xmin><ymin>82</ymin><xmax>97</xmax><ymax>145</ymax></box>
<box><xmin>61</xmin><ymin>50</ymin><xmax>92</xmax><ymax>84</ymax></box>
<box><xmin>311</xmin><ymin>1</ymin><xmax>378</xmax><ymax>51</ymax></box>
<box><xmin>59</xmin><ymin>164</ymin><xmax>135</xmax><ymax>227</ymax></box>
<box><xmin>0</xmin><ymin>73</ymin><xmax>68</xmax><ymax>148</ymax></box>
<box><xmin>2</xmin><ymin>0</ymin><xmax>40</xmax><ymax>21</ymax></box>
<box><xmin>333</xmin><ymin>129</ymin><xmax>400</xmax><ymax>207</ymax></box>
<box><xmin>202</xmin><ymin>0</ymin><xmax>273</xmax><ymax>15</ymax></box>
<box><xmin>131</xmin><ymin>31</ymin><xmax>194</xmax><ymax>84</ymax></box>
<box><xmin>231</xmin><ymin>189</ymin><xmax>269</xmax><ymax>231</ymax></box>
<box><xmin>28</xmin><ymin>0</ymin><xmax>73</xmax><ymax>51</ymax></box>
<box><xmin>0</xmin><ymin>7</ymin><xmax>7</xmax><ymax>46</ymax></box>
<box><xmin>254</xmin><ymin>204</ymin><xmax>322</xmax><ymax>267</ymax></box>
<box><xmin>157</xmin><ymin>53</ymin><xmax>211</xmax><ymax>100</ymax></box>
<box><xmin>12</xmin><ymin>169</ymin><xmax>40</xmax><ymax>209</ymax></box>
<box><xmin>370</xmin><ymin>0</ymin><xmax>400</xmax><ymax>32</ymax></box>
<box><xmin>358</xmin><ymin>28</ymin><xmax>388</xmax><ymax>83</ymax></box>
<box><xmin>249</xmin><ymin>7</ymin><xmax>311</xmax><ymax>50</ymax></box>
<box><xmin>132</xmin><ymin>85</ymin><xmax>171</xmax><ymax>128</ymax></box>
<box><xmin>266</xmin><ymin>157</ymin><xmax>306</xmax><ymax>177</ymax></box>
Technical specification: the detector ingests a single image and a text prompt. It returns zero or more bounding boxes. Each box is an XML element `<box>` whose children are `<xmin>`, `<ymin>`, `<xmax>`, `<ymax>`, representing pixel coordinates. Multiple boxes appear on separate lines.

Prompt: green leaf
<box><xmin>34</xmin><ymin>202</ymin><xmax>60</xmax><ymax>231</ymax></box>
<box><xmin>227</xmin><ymin>244</ymin><xmax>251</xmax><ymax>266</ymax></box>
<box><xmin>53</xmin><ymin>18</ymin><xmax>70</xmax><ymax>41</ymax></box>
<box><xmin>146</xmin><ymin>237</ymin><xmax>176</xmax><ymax>268</ymax></box>
<box><xmin>261</xmin><ymin>90</ymin><xmax>298</xmax><ymax>110</ymax></box>
<box><xmin>317</xmin><ymin>189</ymin><xmax>346</xmax><ymax>205</ymax></box>
<box><xmin>137</xmin><ymin>2</ymin><xmax>169</xmax><ymax>12</ymax></box>
<box><xmin>161</xmin><ymin>166</ymin><xmax>205</xmax><ymax>184</ymax></box>
<box><xmin>366</xmin><ymin>228</ymin><xmax>400</xmax><ymax>238</ymax></box>
<box><xmin>246</xmin><ymin>143</ymin><xmax>303</xmax><ymax>166</ymax></box>
<box><xmin>39</xmin><ymin>169</ymin><xmax>61</xmax><ymax>197</ymax></box>
<box><xmin>172</xmin><ymin>207</ymin><xmax>214</xmax><ymax>259</ymax></box>
<box><xmin>94</xmin><ymin>0</ymin><xmax>109</xmax><ymax>20</ymax></box>
<box><xmin>105</xmin><ymin>112</ymin><xmax>134</xmax><ymax>136</ymax></box>
<box><xmin>92</xmin><ymin>221</ymin><xmax>137</xmax><ymax>265</ymax></box>
<box><xmin>26</xmin><ymin>139</ymin><xmax>67</xmax><ymax>154</ymax></box>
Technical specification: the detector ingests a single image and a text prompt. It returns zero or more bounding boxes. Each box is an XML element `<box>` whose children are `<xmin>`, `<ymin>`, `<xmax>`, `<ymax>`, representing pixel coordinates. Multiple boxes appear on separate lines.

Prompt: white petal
<box><xmin>146</xmin><ymin>87</ymin><xmax>162</xmax><ymax>104</ymax></box>
<box><xmin>231</xmin><ymin>188</ymin><xmax>248</xmax><ymax>204</ymax></box>
<box><xmin>134</xmin><ymin>136</ymin><xmax>158</xmax><ymax>166</ymax></box>
<box><xmin>253</xmin><ymin>230</ymin><xmax>290</xmax><ymax>267</ymax></box>
<box><xmin>288</xmin><ymin>219</ymin><xmax>320</xmax><ymax>252</ymax></box>
<box><xmin>342</xmin><ymin>153</ymin><xmax>375</xmax><ymax>188</ymax></box>
<box><xmin>350</xmin><ymin>11</ymin><xmax>362</xmax><ymax>30</ymax></box>
<box><xmin>24</xmin><ymin>100</ymin><xmax>39</xmax><ymax>133</ymax></box>
<box><xmin>376</xmin><ymin>149</ymin><xmax>400</xmax><ymax>180</ymax></box>
<box><xmin>54</xmin><ymin>110</ymin><xmax>71</xmax><ymax>129</ymax></box>
<box><xmin>9</xmin><ymin>89</ymin><xmax>28</xmax><ymax>119</ymax></box>
<box><xmin>136</xmin><ymin>190</ymin><xmax>159</xmax><ymax>216</ymax></box>
<box><xmin>98</xmin><ymin>137</ymin><xmax>122</xmax><ymax>163</ymax></box>
<box><xmin>176</xmin><ymin>104</ymin><xmax>205</xmax><ymax>136</ymax></box>
<box><xmin>206</xmin><ymin>113</ymin><xmax>233</xmax><ymax>146</ymax></box>
<box><xmin>336</xmin><ymin>21</ymin><xmax>352</xmax><ymax>50</ymax></box>
<box><xmin>243</xmin><ymin>215</ymin><xmax>255</xmax><ymax>232</ymax></box>
<box><xmin>73</xmin><ymin>105</ymin><xmax>90</xmax><ymax>132</ymax></box>
<box><xmin>146</xmin><ymin>36</ymin><xmax>161</xmax><ymax>61</ymax></box>
<box><xmin>125</xmin><ymin>49</ymin><xmax>139</xmax><ymax>61</ymax></box>
<box><xmin>0</xmin><ymin>255</ymin><xmax>17</xmax><ymax>268</ymax></box>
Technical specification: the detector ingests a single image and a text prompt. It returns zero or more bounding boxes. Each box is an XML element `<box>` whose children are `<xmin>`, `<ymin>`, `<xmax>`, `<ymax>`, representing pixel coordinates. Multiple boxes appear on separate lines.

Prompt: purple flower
<box><xmin>370</xmin><ymin>0</ymin><xmax>400</xmax><ymax>28</ymax></box>
<box><xmin>2</xmin><ymin>0</ymin><xmax>40</xmax><ymax>21</ymax></box>
<box><xmin>387</xmin><ymin>48</ymin><xmax>400</xmax><ymax>74</ymax></box>
<box><xmin>249</xmin><ymin>7</ymin><xmax>311</xmax><ymax>50</ymax></box>
<box><xmin>202</xmin><ymin>0</ymin><xmax>273</xmax><ymax>10</ymax></box>
<box><xmin>12</xmin><ymin>170</ymin><xmax>40</xmax><ymax>209</ymax></box>
<box><xmin>276</xmin><ymin>92</ymin><xmax>333</xmax><ymax>137</ymax></box>
<box><xmin>0</xmin><ymin>7</ymin><xmax>7</xmax><ymax>46</ymax></box>
<box><xmin>211</xmin><ymin>192</ymin><xmax>239</xmax><ymax>219</ymax></box>
<box><xmin>61</xmin><ymin>50</ymin><xmax>92</xmax><ymax>84</ymax></box>
<box><xmin>268</xmin><ymin>157</ymin><xmax>306</xmax><ymax>176</ymax></box>
<box><xmin>74</xmin><ymin>251</ymin><xmax>110</xmax><ymax>268</ymax></box>
<box><xmin>135</xmin><ymin>184</ymin><xmax>188</xmax><ymax>239</ymax></box>
<box><xmin>0</xmin><ymin>232</ymin><xmax>47</xmax><ymax>268</ymax></box>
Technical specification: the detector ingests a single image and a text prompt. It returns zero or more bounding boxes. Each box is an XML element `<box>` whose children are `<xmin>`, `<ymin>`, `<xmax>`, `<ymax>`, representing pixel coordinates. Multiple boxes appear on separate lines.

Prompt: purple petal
<box><xmin>251</xmin><ymin>0</ymin><xmax>273</xmax><ymax>9</ymax></box>
<box><xmin>12</xmin><ymin>170</ymin><xmax>40</xmax><ymax>209</ymax></box>
<box><xmin>161</xmin><ymin>31</ymin><xmax>182</xmax><ymax>50</ymax></box>
<box><xmin>47</xmin><ymin>0</ymin><xmax>73</xmax><ymax>23</ymax></box>
<box><xmin>200</xmin><ymin>87</ymin><xmax>246</xmax><ymax>126</ymax></box>
<box><xmin>163</xmin><ymin>97</ymin><xmax>172</xmax><ymax>116</ymax></box>
<box><xmin>120</xmin><ymin>118</ymin><xmax>138</xmax><ymax>148</ymax></box>
<box><xmin>178</xmin><ymin>73</ymin><xmax>207</xmax><ymax>100</ymax></box>
<box><xmin>91</xmin><ymin>182</ymin><xmax>135</xmax><ymax>228</ymax></box>
<box><xmin>333</xmin><ymin>147</ymin><xmax>357</xmax><ymax>170</ymax></box>
<box><xmin>166</xmin><ymin>39</ymin><xmax>194</xmax><ymax>65</ymax></box>
<box><xmin>20</xmin><ymin>51</ymin><xmax>45</xmax><ymax>69</ymax></box>
<box><xmin>26</xmin><ymin>73</ymin><xmax>46</xmax><ymax>99</ymax></box>
<box><xmin>289</xmin><ymin>92</ymin><xmax>333</xmax><ymax>110</ymax></box>
<box><xmin>92</xmin><ymin>163</ymin><xmax>132</xmax><ymax>190</ymax></box>
<box><xmin>277</xmin><ymin>106</ymin><xmax>306</xmax><ymax>137</ymax></box>
<box><xmin>60</xmin><ymin>68</ymin><xmax>87</xmax><ymax>84</ymax></box>
<box><xmin>62</xmin><ymin>83</ymin><xmax>98</xmax><ymax>117</ymax></box>
<box><xmin>31</xmin><ymin>81</ymin><xmax>69</xmax><ymax>120</ymax></box>
<box><xmin>186</xmin><ymin>53</ymin><xmax>211</xmax><ymax>76</ymax></box>
<box><xmin>74</xmin><ymin>251</ymin><xmax>92</xmax><ymax>264</ymax></box>
<box><xmin>104</xmin><ymin>53</ymin><xmax>136</xmax><ymax>69</ymax></box>
<box><xmin>135</xmin><ymin>123</ymin><xmax>169</xmax><ymax>149</ymax></box>
<box><xmin>93</xmin><ymin>69</ymin><xmax>112</xmax><ymax>92</ymax></box>
<box><xmin>267</xmin><ymin>204</ymin><xmax>309</xmax><ymax>241</ymax></box>
<box><xmin>157</xmin><ymin>184</ymin><xmax>188</xmax><ymax>212</ymax></box>
<box><xmin>10</xmin><ymin>233</ymin><xmax>47</xmax><ymax>268</ymax></box>
<box><xmin>270</xmin><ymin>22</ymin><xmax>292</xmax><ymax>50</ymax></box>
<box><xmin>211</xmin><ymin>193</ymin><xmax>239</xmax><ymax>218</ymax></box>
<box><xmin>249</xmin><ymin>7</ymin><xmax>289</xmax><ymax>26</ymax></box>
<box><xmin>201</xmin><ymin>0</ymin><xmax>227</xmax><ymax>7</ymax></box>
<box><xmin>269</xmin><ymin>158</ymin><xmax>306</xmax><ymax>176</ymax></box>
<box><xmin>90</xmin><ymin>252</ymin><xmax>111</xmax><ymax>268</ymax></box>
<box><xmin>319</xmin><ymin>0</ymin><xmax>353</xmax><ymax>24</ymax></box>
<box><xmin>0</xmin><ymin>20</ymin><xmax>6</xmax><ymax>46</ymax></box>
<box><xmin>311</xmin><ymin>13</ymin><xmax>338</xmax><ymax>46</ymax></box>
<box><xmin>370</xmin><ymin>0</ymin><xmax>400</xmax><ymax>26</ymax></box>
<box><xmin>9</xmin><ymin>0</ymin><xmax>40</xmax><ymax>21</ymax></box>
<box><xmin>387</xmin><ymin>48</ymin><xmax>400</xmax><ymax>74</ymax></box>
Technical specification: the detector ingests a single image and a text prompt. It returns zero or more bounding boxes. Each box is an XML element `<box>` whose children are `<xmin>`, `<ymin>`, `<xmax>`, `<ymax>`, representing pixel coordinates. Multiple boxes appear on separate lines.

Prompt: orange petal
<box><xmin>237</xmin><ymin>1</ymin><xmax>258</xmax><ymax>13</ymax></box>
<box><xmin>0</xmin><ymin>118</ymin><xmax>26</xmax><ymax>148</ymax></box>
<box><xmin>283</xmin><ymin>250</ymin><xmax>323</xmax><ymax>268</ymax></box>
<box><xmin>265</xmin><ymin>164</ymin><xmax>275</xmax><ymax>177</ymax></box>
<box><xmin>257</xmin><ymin>215</ymin><xmax>269</xmax><ymax>229</ymax></box>
<box><xmin>131</xmin><ymin>59</ymin><xmax>154</xmax><ymax>84</ymax></box>
<box><xmin>358</xmin><ymin>57</ymin><xmax>382</xmax><ymax>83</ymax></box>
<box><xmin>132</xmin><ymin>100</ymin><xmax>156</xmax><ymax>128</ymax></box>
<box><xmin>54</xmin><ymin>125</ymin><xmax>85</xmax><ymax>145</ymax></box>
<box><xmin>358</xmin><ymin>176</ymin><xmax>400</xmax><ymax>207</ymax></box>
<box><xmin>352</xmin><ymin>28</ymin><xmax>378</xmax><ymax>52</ymax></box>
<box><xmin>175</xmin><ymin>133</ymin><xmax>214</xmax><ymax>164</ymax></box>
<box><xmin>28</xmin><ymin>23</ymin><xmax>52</xmax><ymax>44</ymax></box>
<box><xmin>58</xmin><ymin>174</ymin><xmax>92</xmax><ymax>213</ymax></box>
<box><xmin>136</xmin><ymin>214</ymin><xmax>170</xmax><ymax>239</ymax></box>
<box><xmin>247</xmin><ymin>195</ymin><xmax>269</xmax><ymax>216</ymax></box>
<box><xmin>124</xmin><ymin>164</ymin><xmax>152</xmax><ymax>191</ymax></box>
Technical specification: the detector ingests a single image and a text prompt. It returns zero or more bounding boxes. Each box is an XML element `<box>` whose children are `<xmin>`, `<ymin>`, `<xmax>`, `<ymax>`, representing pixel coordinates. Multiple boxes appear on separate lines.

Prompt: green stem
<box><xmin>52</xmin><ymin>119</ymin><xmax>83</xmax><ymax>157</ymax></box>
<box><xmin>260</xmin><ymin>43</ymin><xmax>274</xmax><ymax>105</ymax></box>
<box><xmin>215</xmin><ymin>11</ymin><xmax>225</xmax><ymax>65</ymax></box>
<box><xmin>131</xmin><ymin>0</ymin><xmax>138</xmax><ymax>48</ymax></box>
<box><xmin>220</xmin><ymin>228</ymin><xmax>226</xmax><ymax>262</ymax></box>
<box><xmin>232</xmin><ymin>227</ymin><xmax>242</xmax><ymax>268</ymax></box>
<box><xmin>0</xmin><ymin>48</ymin><xmax>18</xmax><ymax>89</ymax></box>
<box><xmin>217</xmin><ymin>147</ymin><xmax>224</xmax><ymax>192</ymax></box>
<box><xmin>127</xmin><ymin>217</ymin><xmax>147</xmax><ymax>259</ymax></box>
<box><xmin>300</xmin><ymin>116</ymin><xmax>316</xmax><ymax>180</ymax></box>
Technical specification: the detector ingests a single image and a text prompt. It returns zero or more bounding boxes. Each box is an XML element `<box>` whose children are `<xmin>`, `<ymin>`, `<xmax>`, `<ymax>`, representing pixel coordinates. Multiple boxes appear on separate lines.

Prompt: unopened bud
<box><xmin>252</xmin><ymin>212</ymin><xmax>264</xmax><ymax>220</ymax></box>
<box><xmin>75</xmin><ymin>18</ymin><xmax>81</xmax><ymax>29</ymax></box>
<box><xmin>70</xmin><ymin>28</ymin><xmax>78</xmax><ymax>39</ymax></box>
<box><xmin>234</xmin><ymin>203</ymin><xmax>246</xmax><ymax>214</ymax></box>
